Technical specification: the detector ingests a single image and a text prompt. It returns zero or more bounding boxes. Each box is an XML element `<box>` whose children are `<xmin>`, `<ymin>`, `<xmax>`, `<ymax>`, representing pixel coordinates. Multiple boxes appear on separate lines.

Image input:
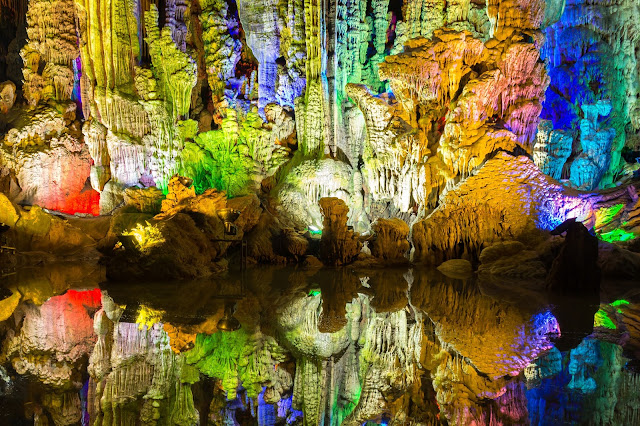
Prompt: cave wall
<box><xmin>0</xmin><ymin>0</ymin><xmax>635</xmax><ymax>227</ymax></box>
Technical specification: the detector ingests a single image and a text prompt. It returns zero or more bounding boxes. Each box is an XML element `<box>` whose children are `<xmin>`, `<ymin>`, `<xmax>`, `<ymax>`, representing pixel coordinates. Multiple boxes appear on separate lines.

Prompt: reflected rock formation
<box><xmin>1</xmin><ymin>268</ymin><xmax>640</xmax><ymax>424</ymax></box>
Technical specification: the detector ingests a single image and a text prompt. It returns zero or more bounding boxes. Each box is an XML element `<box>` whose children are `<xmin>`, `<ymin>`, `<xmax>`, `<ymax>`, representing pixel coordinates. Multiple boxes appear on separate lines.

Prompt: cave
<box><xmin>1</xmin><ymin>0</ymin><xmax>640</xmax><ymax>424</ymax></box>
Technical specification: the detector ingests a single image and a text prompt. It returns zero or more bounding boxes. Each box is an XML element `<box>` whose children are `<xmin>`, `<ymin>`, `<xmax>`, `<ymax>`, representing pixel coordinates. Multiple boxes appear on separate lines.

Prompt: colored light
<box><xmin>610</xmin><ymin>299</ymin><xmax>629</xmax><ymax>307</ymax></box>
<box><xmin>598</xmin><ymin>228</ymin><xmax>636</xmax><ymax>243</ymax></box>
<box><xmin>122</xmin><ymin>221</ymin><xmax>165</xmax><ymax>252</ymax></box>
<box><xmin>595</xmin><ymin>204</ymin><xmax>624</xmax><ymax>228</ymax></box>
<box><xmin>594</xmin><ymin>308</ymin><xmax>616</xmax><ymax>330</ymax></box>
<box><xmin>308</xmin><ymin>226</ymin><xmax>322</xmax><ymax>235</ymax></box>
<box><xmin>136</xmin><ymin>305</ymin><xmax>164</xmax><ymax>330</ymax></box>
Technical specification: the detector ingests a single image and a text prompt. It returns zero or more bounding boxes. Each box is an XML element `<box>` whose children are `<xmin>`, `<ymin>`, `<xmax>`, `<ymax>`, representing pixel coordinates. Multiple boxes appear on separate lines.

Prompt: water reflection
<box><xmin>0</xmin><ymin>265</ymin><xmax>639</xmax><ymax>425</ymax></box>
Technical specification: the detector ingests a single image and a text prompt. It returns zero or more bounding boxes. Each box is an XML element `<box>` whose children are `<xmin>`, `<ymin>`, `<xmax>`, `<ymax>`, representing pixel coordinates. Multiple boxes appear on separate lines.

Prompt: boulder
<box><xmin>281</xmin><ymin>228</ymin><xmax>308</xmax><ymax>259</ymax></box>
<box><xmin>99</xmin><ymin>180</ymin><xmax>125</xmax><ymax>214</ymax></box>
<box><xmin>478</xmin><ymin>240</ymin><xmax>548</xmax><ymax>279</ymax></box>
<box><xmin>245</xmin><ymin>211</ymin><xmax>288</xmax><ymax>263</ymax></box>
<box><xmin>302</xmin><ymin>255</ymin><xmax>323</xmax><ymax>268</ymax></box>
<box><xmin>437</xmin><ymin>259</ymin><xmax>473</xmax><ymax>278</ymax></box>
<box><xmin>226</xmin><ymin>194</ymin><xmax>262</xmax><ymax>232</ymax></box>
<box><xmin>106</xmin><ymin>212</ymin><xmax>229</xmax><ymax>281</ymax></box>
<box><xmin>12</xmin><ymin>205</ymin><xmax>98</xmax><ymax>256</ymax></box>
<box><xmin>160</xmin><ymin>175</ymin><xmax>197</xmax><ymax>214</ymax></box>
<box><xmin>0</xmin><ymin>192</ymin><xmax>19</xmax><ymax>226</ymax></box>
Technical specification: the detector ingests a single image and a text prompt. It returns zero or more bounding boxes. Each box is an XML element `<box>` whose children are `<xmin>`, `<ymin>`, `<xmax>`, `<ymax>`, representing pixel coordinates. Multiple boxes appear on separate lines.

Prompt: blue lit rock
<box><xmin>534</xmin><ymin>119</ymin><xmax>573</xmax><ymax>180</ymax></box>
<box><xmin>570</xmin><ymin>101</ymin><xmax>617</xmax><ymax>190</ymax></box>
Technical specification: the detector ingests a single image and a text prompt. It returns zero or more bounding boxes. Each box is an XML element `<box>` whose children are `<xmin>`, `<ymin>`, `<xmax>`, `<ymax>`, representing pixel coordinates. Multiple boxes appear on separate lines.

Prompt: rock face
<box><xmin>0</xmin><ymin>192</ymin><xmax>100</xmax><ymax>256</ymax></box>
<box><xmin>478</xmin><ymin>239</ymin><xmax>550</xmax><ymax>278</ymax></box>
<box><xmin>370</xmin><ymin>218</ymin><xmax>410</xmax><ymax>260</ymax></box>
<box><xmin>107</xmin><ymin>212</ymin><xmax>229</xmax><ymax>280</ymax></box>
<box><xmin>541</xmin><ymin>0</ymin><xmax>640</xmax><ymax>189</ymax></box>
<box><xmin>318</xmin><ymin>197</ymin><xmax>361</xmax><ymax>265</ymax></box>
<box><xmin>437</xmin><ymin>258</ymin><xmax>473</xmax><ymax>278</ymax></box>
<box><xmin>534</xmin><ymin>119</ymin><xmax>572</xmax><ymax>180</ymax></box>
<box><xmin>1</xmin><ymin>104</ymin><xmax>99</xmax><ymax>215</ymax></box>
<box><xmin>123</xmin><ymin>186</ymin><xmax>164</xmax><ymax>214</ymax></box>
<box><xmin>412</xmin><ymin>153</ymin><xmax>593</xmax><ymax>264</ymax></box>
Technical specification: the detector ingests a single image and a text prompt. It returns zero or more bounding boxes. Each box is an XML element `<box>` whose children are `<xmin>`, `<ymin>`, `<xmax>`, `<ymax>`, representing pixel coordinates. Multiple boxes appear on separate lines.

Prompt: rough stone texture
<box><xmin>2</xmin><ymin>0</ymin><xmax>640</xmax><ymax>421</ymax></box>
<box><xmin>0</xmin><ymin>0</ymin><xmax>636</xmax><ymax>272</ymax></box>
<box><xmin>412</xmin><ymin>153</ymin><xmax>594</xmax><ymax>264</ymax></box>
<box><xmin>0</xmin><ymin>81</ymin><xmax>16</xmax><ymax>113</ymax></box>
<box><xmin>123</xmin><ymin>186</ymin><xmax>164</xmax><ymax>214</ymax></box>
<box><xmin>245</xmin><ymin>210</ymin><xmax>290</xmax><ymax>263</ymax></box>
<box><xmin>570</xmin><ymin>101</ymin><xmax>617</xmax><ymax>190</ymax></box>
<box><xmin>318</xmin><ymin>197</ymin><xmax>362</xmax><ymax>265</ymax></box>
<box><xmin>277</xmin><ymin>158</ymin><xmax>363</xmax><ymax>231</ymax></box>
<box><xmin>541</xmin><ymin>0</ymin><xmax>640</xmax><ymax>189</ymax></box>
<box><xmin>0</xmin><ymin>193</ymin><xmax>100</xmax><ymax>256</ymax></box>
<box><xmin>1</xmin><ymin>104</ymin><xmax>99</xmax><ymax>215</ymax></box>
<box><xmin>478</xmin><ymin>239</ymin><xmax>550</xmax><ymax>279</ymax></box>
<box><xmin>534</xmin><ymin>119</ymin><xmax>572</xmax><ymax>180</ymax></box>
<box><xmin>21</xmin><ymin>0</ymin><xmax>78</xmax><ymax>106</ymax></box>
<box><xmin>226</xmin><ymin>193</ymin><xmax>262</xmax><ymax>232</ymax></box>
<box><xmin>106</xmin><ymin>212</ymin><xmax>229</xmax><ymax>281</ymax></box>
<box><xmin>370</xmin><ymin>218</ymin><xmax>410</xmax><ymax>260</ymax></box>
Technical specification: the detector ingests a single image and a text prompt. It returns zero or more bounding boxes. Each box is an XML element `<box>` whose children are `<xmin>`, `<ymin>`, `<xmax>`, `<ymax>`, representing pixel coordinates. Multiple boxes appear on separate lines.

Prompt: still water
<box><xmin>0</xmin><ymin>263</ymin><xmax>638</xmax><ymax>425</ymax></box>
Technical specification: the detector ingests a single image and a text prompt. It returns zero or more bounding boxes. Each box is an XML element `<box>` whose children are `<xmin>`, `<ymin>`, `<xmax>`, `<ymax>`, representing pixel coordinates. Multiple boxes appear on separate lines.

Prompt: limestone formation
<box><xmin>0</xmin><ymin>81</ymin><xmax>16</xmax><ymax>113</ymax></box>
<box><xmin>318</xmin><ymin>197</ymin><xmax>362</xmax><ymax>265</ymax></box>
<box><xmin>412</xmin><ymin>153</ymin><xmax>592</xmax><ymax>263</ymax></box>
<box><xmin>2</xmin><ymin>0</ymin><xmax>640</xmax><ymax>422</ymax></box>
<box><xmin>0</xmin><ymin>0</ymin><xmax>636</xmax><ymax>264</ymax></box>
<box><xmin>370</xmin><ymin>217</ymin><xmax>410</xmax><ymax>260</ymax></box>
<box><xmin>534</xmin><ymin>119</ymin><xmax>572</xmax><ymax>180</ymax></box>
<box><xmin>541</xmin><ymin>0</ymin><xmax>640</xmax><ymax>189</ymax></box>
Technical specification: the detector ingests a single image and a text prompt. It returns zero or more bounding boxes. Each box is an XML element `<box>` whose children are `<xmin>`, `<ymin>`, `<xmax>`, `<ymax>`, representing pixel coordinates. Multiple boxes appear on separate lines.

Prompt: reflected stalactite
<box><xmin>1</xmin><ymin>267</ymin><xmax>640</xmax><ymax>424</ymax></box>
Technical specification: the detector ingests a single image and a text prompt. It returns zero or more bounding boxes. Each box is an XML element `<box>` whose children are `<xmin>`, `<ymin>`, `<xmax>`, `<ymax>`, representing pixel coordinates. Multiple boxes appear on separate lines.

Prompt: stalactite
<box><xmin>21</xmin><ymin>0</ymin><xmax>78</xmax><ymax>105</ymax></box>
<box><xmin>199</xmin><ymin>0</ymin><xmax>243</xmax><ymax>98</ymax></box>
